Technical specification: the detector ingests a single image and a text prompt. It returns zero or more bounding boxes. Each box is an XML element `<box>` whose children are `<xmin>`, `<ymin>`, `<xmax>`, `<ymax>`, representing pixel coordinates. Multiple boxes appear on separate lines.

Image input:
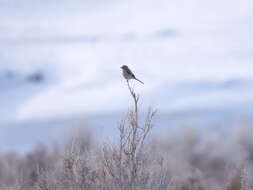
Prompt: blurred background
<box><xmin>0</xmin><ymin>0</ymin><xmax>253</xmax><ymax>153</ymax></box>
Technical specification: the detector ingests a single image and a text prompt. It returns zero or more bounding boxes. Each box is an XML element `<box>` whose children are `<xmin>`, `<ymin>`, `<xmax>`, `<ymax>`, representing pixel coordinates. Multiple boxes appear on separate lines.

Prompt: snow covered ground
<box><xmin>0</xmin><ymin>0</ymin><xmax>253</xmax><ymax>152</ymax></box>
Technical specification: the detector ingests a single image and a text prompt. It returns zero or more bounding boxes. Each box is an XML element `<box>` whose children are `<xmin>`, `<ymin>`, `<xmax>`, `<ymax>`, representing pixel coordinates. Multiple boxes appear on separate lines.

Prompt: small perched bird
<box><xmin>120</xmin><ymin>65</ymin><xmax>144</xmax><ymax>84</ymax></box>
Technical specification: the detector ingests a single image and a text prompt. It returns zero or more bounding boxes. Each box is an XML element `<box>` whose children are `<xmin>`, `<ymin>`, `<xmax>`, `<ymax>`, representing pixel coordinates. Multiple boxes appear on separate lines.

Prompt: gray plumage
<box><xmin>120</xmin><ymin>65</ymin><xmax>144</xmax><ymax>84</ymax></box>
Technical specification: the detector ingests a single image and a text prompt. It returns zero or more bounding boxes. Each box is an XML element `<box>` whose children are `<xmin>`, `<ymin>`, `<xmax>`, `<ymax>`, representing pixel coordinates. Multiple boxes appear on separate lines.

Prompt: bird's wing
<box><xmin>126</xmin><ymin>68</ymin><xmax>135</xmax><ymax>77</ymax></box>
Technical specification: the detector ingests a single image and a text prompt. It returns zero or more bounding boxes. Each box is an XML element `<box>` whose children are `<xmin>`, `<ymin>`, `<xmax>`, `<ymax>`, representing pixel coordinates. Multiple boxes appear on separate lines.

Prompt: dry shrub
<box><xmin>1</xmin><ymin>83</ymin><xmax>253</xmax><ymax>189</ymax></box>
<box><xmin>1</xmin><ymin>125</ymin><xmax>253</xmax><ymax>190</ymax></box>
<box><xmin>100</xmin><ymin>82</ymin><xmax>156</xmax><ymax>190</ymax></box>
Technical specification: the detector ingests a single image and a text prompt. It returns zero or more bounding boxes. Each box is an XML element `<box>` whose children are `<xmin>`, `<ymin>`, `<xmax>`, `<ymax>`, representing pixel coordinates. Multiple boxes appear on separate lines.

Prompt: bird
<box><xmin>120</xmin><ymin>65</ymin><xmax>144</xmax><ymax>84</ymax></box>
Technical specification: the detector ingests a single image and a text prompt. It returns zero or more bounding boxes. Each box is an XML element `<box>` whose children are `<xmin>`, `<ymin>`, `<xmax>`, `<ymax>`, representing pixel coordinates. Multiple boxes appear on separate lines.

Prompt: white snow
<box><xmin>0</xmin><ymin>0</ymin><xmax>253</xmax><ymax>122</ymax></box>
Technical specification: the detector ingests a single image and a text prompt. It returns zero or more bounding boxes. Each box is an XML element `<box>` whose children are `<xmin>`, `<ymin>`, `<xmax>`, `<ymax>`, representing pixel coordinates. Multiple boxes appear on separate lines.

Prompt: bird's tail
<box><xmin>134</xmin><ymin>77</ymin><xmax>144</xmax><ymax>84</ymax></box>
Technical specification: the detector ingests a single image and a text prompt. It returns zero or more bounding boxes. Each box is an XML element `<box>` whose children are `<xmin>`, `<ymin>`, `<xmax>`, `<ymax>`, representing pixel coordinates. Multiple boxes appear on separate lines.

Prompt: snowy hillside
<box><xmin>0</xmin><ymin>0</ymin><xmax>253</xmax><ymax>151</ymax></box>
<box><xmin>1</xmin><ymin>0</ymin><xmax>253</xmax><ymax>121</ymax></box>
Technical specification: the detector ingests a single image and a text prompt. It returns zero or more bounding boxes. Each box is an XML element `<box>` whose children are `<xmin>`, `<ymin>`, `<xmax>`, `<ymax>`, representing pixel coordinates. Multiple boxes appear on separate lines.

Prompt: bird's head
<box><xmin>120</xmin><ymin>65</ymin><xmax>128</xmax><ymax>70</ymax></box>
